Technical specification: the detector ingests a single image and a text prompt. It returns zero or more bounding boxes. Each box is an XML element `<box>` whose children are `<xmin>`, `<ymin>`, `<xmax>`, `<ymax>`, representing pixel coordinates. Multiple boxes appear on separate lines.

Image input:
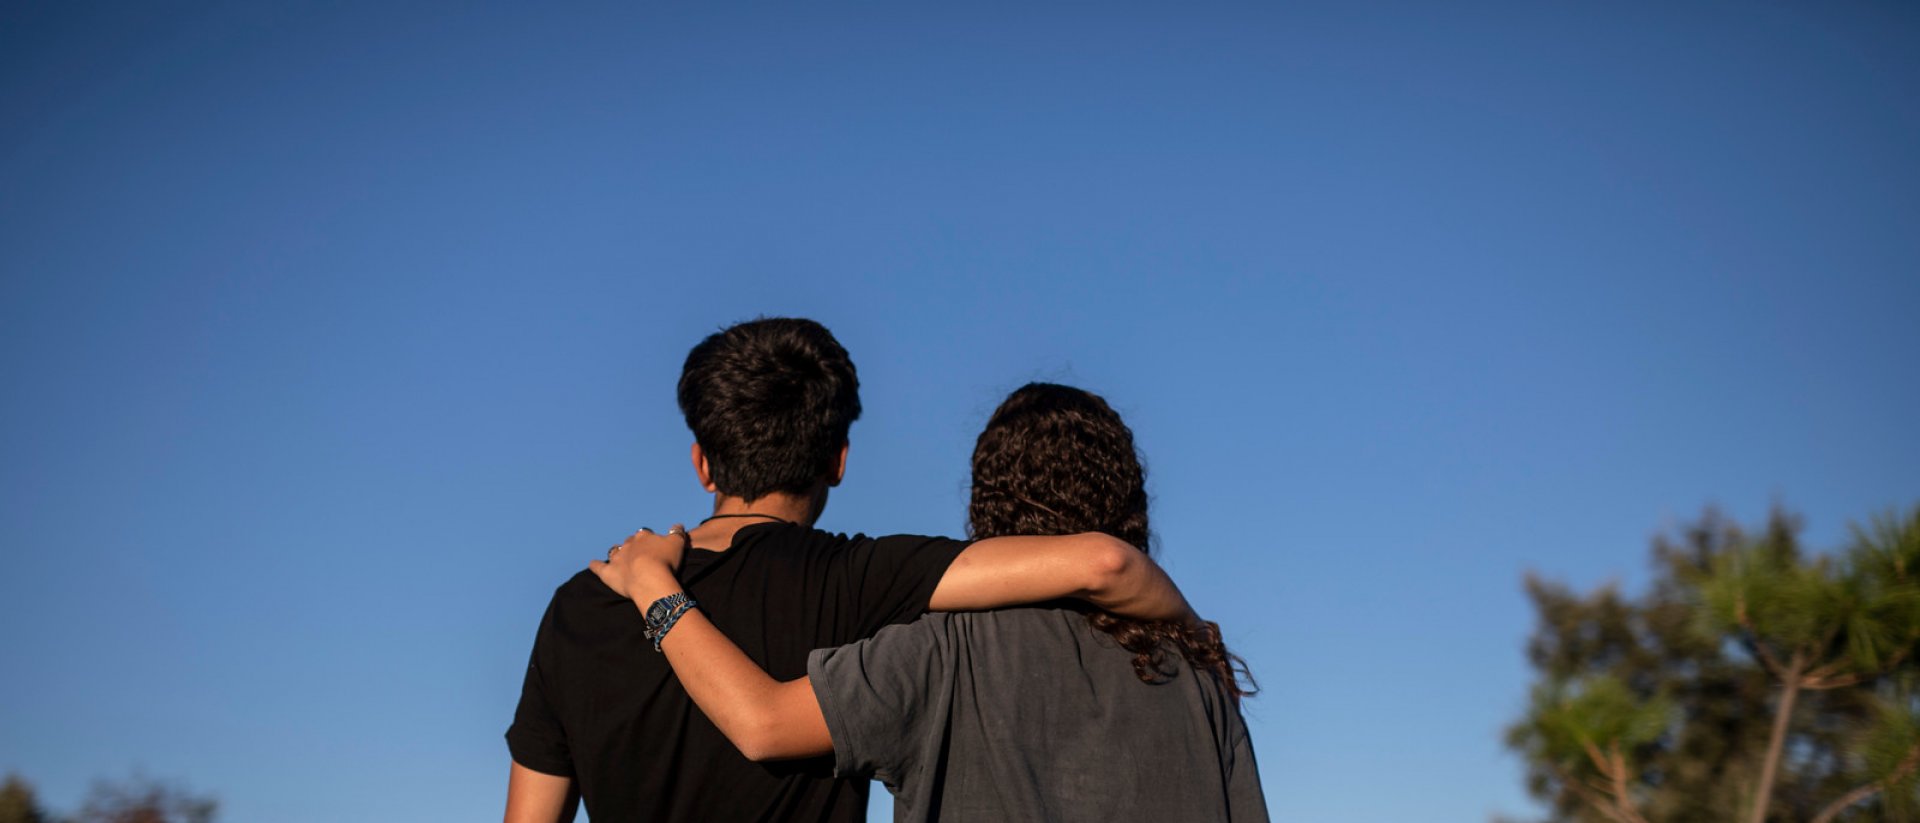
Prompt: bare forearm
<box><xmin>626</xmin><ymin>565</ymin><xmax>832</xmax><ymax>760</ymax></box>
<box><xmin>504</xmin><ymin>761</ymin><xmax>576</xmax><ymax>823</ymax></box>
<box><xmin>929</xmin><ymin>532</ymin><xmax>1194</xmax><ymax>621</ymax></box>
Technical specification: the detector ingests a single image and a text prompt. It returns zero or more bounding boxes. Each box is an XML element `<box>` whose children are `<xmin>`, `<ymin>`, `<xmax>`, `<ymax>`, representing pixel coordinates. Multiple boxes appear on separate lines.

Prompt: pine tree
<box><xmin>1509</xmin><ymin>505</ymin><xmax>1920</xmax><ymax>822</ymax></box>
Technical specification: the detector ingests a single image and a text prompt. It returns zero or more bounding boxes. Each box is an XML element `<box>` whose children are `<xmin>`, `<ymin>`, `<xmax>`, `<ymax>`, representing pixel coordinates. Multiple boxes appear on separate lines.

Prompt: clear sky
<box><xmin>2</xmin><ymin>2</ymin><xmax>1916</xmax><ymax>821</ymax></box>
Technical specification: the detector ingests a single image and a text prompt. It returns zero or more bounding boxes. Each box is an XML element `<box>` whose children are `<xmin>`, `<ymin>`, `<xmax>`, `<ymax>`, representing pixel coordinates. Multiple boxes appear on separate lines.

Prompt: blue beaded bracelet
<box><xmin>650</xmin><ymin>599</ymin><xmax>696</xmax><ymax>652</ymax></box>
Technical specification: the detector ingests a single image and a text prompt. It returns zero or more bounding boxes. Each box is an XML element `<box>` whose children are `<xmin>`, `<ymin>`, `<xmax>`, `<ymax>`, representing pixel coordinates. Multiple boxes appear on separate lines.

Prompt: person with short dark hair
<box><xmin>504</xmin><ymin>322</ymin><xmax>1195</xmax><ymax>823</ymax></box>
<box><xmin>594</xmin><ymin>382</ymin><xmax>1267</xmax><ymax>822</ymax></box>
<box><xmin>675</xmin><ymin>317</ymin><xmax>863</xmax><ymax>506</ymax></box>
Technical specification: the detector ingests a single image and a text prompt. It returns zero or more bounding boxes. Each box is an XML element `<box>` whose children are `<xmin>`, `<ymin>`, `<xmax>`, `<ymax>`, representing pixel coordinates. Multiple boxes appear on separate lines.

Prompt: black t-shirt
<box><xmin>507</xmin><ymin>522</ymin><xmax>970</xmax><ymax>823</ymax></box>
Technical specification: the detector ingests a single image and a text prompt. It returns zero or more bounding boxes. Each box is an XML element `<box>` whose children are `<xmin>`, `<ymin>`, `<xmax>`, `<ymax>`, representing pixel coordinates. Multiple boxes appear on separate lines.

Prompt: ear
<box><xmin>829</xmin><ymin>441</ymin><xmax>848</xmax><ymax>487</ymax></box>
<box><xmin>691</xmin><ymin>442</ymin><xmax>718</xmax><ymax>493</ymax></box>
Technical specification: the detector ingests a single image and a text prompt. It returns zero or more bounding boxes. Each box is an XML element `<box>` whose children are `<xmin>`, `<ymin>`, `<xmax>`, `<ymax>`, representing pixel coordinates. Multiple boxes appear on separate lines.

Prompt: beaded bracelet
<box><xmin>643</xmin><ymin>592</ymin><xmax>698</xmax><ymax>652</ymax></box>
<box><xmin>650</xmin><ymin>599</ymin><xmax>696</xmax><ymax>652</ymax></box>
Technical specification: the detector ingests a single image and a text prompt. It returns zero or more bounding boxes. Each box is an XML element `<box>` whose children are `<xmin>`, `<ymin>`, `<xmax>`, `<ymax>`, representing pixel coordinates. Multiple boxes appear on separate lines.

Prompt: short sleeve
<box><xmin>504</xmin><ymin>601</ymin><xmax>574</xmax><ymax>777</ymax></box>
<box><xmin>807</xmin><ymin>614</ymin><xmax>960</xmax><ymax>792</ymax></box>
<box><xmin>842</xmin><ymin>534</ymin><xmax>969</xmax><ymax>635</ymax></box>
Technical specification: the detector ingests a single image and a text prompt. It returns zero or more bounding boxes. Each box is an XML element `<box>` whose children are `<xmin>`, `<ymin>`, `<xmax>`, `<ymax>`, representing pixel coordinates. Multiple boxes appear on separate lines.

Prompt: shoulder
<box><xmin>813</xmin><ymin>612</ymin><xmax>961</xmax><ymax>670</ymax></box>
<box><xmin>531</xmin><ymin>569</ymin><xmax>631</xmax><ymax>638</ymax></box>
<box><xmin>550</xmin><ymin>568</ymin><xmax>614</xmax><ymax>603</ymax></box>
<box><xmin>726</xmin><ymin>522</ymin><xmax>858</xmax><ymax>554</ymax></box>
<box><xmin>729</xmin><ymin>524</ymin><xmax>966</xmax><ymax>562</ymax></box>
<box><xmin>918</xmin><ymin>606</ymin><xmax>1087</xmax><ymax>657</ymax></box>
<box><xmin>705</xmin><ymin>524</ymin><xmax>854</xmax><ymax>576</ymax></box>
<box><xmin>807</xmin><ymin>613</ymin><xmax>966</xmax><ymax>714</ymax></box>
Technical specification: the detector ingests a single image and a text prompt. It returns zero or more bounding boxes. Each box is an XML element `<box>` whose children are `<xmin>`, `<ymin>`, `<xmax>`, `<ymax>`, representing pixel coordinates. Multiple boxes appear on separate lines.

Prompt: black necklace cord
<box><xmin>699</xmin><ymin>512</ymin><xmax>794</xmax><ymax>526</ymax></box>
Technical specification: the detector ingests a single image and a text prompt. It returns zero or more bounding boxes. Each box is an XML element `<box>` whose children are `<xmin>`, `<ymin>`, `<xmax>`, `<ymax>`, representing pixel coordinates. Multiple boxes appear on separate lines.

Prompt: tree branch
<box><xmin>1547</xmin><ymin>762</ymin><xmax>1631</xmax><ymax>823</ymax></box>
<box><xmin>1607</xmin><ymin>742</ymin><xmax>1651</xmax><ymax>823</ymax></box>
<box><xmin>1578</xmin><ymin>737</ymin><xmax>1610</xmax><ymax>776</ymax></box>
<box><xmin>1804</xmin><ymin>658</ymin><xmax>1850</xmax><ymax>682</ymax></box>
<box><xmin>1738</xmin><ymin>608</ymin><xmax>1790</xmax><ymax>678</ymax></box>
<box><xmin>1810</xmin><ymin>742</ymin><xmax>1920</xmax><ymax>823</ymax></box>
<box><xmin>1804</xmin><ymin>672</ymin><xmax>1868</xmax><ymax>691</ymax></box>
<box><xmin>1748</xmin><ymin>652</ymin><xmax>1807</xmax><ymax>823</ymax></box>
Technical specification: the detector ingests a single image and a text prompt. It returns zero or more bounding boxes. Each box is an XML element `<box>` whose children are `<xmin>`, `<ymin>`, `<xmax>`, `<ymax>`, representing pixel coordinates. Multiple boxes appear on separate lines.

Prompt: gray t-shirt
<box><xmin>807</xmin><ymin>605</ymin><xmax>1269</xmax><ymax>823</ymax></box>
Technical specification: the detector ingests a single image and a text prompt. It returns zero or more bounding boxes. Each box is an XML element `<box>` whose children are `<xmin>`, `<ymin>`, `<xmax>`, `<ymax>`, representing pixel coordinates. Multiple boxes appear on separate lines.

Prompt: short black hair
<box><xmin>676</xmin><ymin>317</ymin><xmax>861</xmax><ymax>501</ymax></box>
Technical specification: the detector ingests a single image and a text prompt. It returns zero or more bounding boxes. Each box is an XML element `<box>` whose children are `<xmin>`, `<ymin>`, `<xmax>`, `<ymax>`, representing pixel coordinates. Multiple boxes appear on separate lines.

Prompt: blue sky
<box><xmin>2</xmin><ymin>2</ymin><xmax>1917</xmax><ymax>821</ymax></box>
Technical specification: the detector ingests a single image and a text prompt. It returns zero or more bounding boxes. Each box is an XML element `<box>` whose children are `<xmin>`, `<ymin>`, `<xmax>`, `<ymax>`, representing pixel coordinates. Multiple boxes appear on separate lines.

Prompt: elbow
<box><xmin>735</xmin><ymin>741</ymin><xmax>780</xmax><ymax>764</ymax></box>
<box><xmin>735</xmin><ymin>734</ymin><xmax>780</xmax><ymax>763</ymax></box>
<box><xmin>1081</xmin><ymin>534</ymin><xmax>1140</xmax><ymax>596</ymax></box>
<box><xmin>728</xmin><ymin>714</ymin><xmax>788</xmax><ymax>763</ymax></box>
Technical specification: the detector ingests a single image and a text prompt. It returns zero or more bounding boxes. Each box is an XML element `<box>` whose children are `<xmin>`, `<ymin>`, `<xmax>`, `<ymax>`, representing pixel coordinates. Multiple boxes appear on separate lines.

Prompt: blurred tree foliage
<box><xmin>0</xmin><ymin>774</ymin><xmax>215</xmax><ymax>823</ymax></box>
<box><xmin>0</xmin><ymin>774</ymin><xmax>51</xmax><ymax>823</ymax></box>
<box><xmin>72</xmin><ymin>775</ymin><xmax>215</xmax><ymax>823</ymax></box>
<box><xmin>1509</xmin><ymin>504</ymin><xmax>1920</xmax><ymax>823</ymax></box>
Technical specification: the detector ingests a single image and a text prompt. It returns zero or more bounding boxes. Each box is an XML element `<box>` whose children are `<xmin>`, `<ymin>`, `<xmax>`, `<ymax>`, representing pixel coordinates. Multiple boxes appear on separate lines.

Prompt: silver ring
<box><xmin>607</xmin><ymin>545</ymin><xmax>622</xmax><ymax>560</ymax></box>
<box><xmin>667</xmin><ymin>525</ymin><xmax>686</xmax><ymax>536</ymax></box>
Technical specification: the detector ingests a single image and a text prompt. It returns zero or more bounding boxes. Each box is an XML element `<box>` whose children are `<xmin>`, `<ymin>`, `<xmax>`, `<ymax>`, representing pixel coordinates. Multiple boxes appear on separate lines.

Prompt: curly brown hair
<box><xmin>968</xmin><ymin>382</ymin><xmax>1256</xmax><ymax>702</ymax></box>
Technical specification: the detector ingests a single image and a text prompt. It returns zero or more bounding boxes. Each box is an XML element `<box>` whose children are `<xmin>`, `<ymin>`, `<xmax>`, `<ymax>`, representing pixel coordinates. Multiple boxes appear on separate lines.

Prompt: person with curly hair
<box><xmin>595</xmin><ymin>382</ymin><xmax>1267</xmax><ymax>822</ymax></box>
<box><xmin>507</xmin><ymin>321</ymin><xmax>1206</xmax><ymax>823</ymax></box>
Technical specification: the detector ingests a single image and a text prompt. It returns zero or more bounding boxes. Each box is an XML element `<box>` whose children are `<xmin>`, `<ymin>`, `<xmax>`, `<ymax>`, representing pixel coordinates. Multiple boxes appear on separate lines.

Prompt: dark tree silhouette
<box><xmin>71</xmin><ymin>775</ymin><xmax>216</xmax><ymax>823</ymax></box>
<box><xmin>0</xmin><ymin>774</ymin><xmax>51</xmax><ymax>823</ymax></box>
<box><xmin>1510</xmin><ymin>504</ymin><xmax>1920</xmax><ymax>822</ymax></box>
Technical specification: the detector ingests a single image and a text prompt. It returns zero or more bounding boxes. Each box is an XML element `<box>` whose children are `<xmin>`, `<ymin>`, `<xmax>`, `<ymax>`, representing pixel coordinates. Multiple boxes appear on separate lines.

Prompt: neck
<box><xmin>709</xmin><ymin>492</ymin><xmax>817</xmax><ymax>524</ymax></box>
<box><xmin>689</xmin><ymin>489</ymin><xmax>825</xmax><ymax>551</ymax></box>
